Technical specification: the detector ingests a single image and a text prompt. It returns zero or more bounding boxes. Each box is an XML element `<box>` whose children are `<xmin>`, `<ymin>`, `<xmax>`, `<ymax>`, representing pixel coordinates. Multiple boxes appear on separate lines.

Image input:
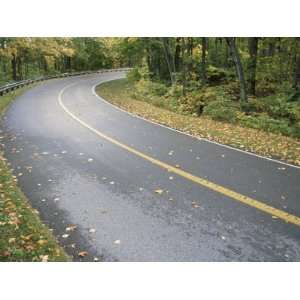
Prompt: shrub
<box><xmin>178</xmin><ymin>92</ymin><xmax>205</xmax><ymax>115</ymax></box>
<box><xmin>241</xmin><ymin>95</ymin><xmax>300</xmax><ymax>124</ymax></box>
<box><xmin>239</xmin><ymin>114</ymin><xmax>300</xmax><ymax>138</ymax></box>
<box><xmin>255</xmin><ymin>79</ymin><xmax>277</xmax><ymax>96</ymax></box>
<box><xmin>241</xmin><ymin>98</ymin><xmax>265</xmax><ymax>113</ymax></box>
<box><xmin>150</xmin><ymin>82</ymin><xmax>168</xmax><ymax>96</ymax></box>
<box><xmin>203</xmin><ymin>99</ymin><xmax>239</xmax><ymax>123</ymax></box>
<box><xmin>127</xmin><ymin>68</ymin><xmax>141</xmax><ymax>83</ymax></box>
<box><xmin>206</xmin><ymin>66</ymin><xmax>228</xmax><ymax>84</ymax></box>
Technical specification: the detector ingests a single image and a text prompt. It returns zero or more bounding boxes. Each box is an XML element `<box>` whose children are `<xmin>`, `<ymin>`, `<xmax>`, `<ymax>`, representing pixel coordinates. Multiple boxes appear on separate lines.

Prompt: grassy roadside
<box><xmin>97</xmin><ymin>79</ymin><xmax>300</xmax><ymax>167</ymax></box>
<box><xmin>0</xmin><ymin>87</ymin><xmax>69</xmax><ymax>261</ymax></box>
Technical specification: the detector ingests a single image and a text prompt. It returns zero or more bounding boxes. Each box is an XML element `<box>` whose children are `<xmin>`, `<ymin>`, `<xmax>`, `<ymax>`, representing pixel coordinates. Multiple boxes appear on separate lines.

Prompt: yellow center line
<box><xmin>58</xmin><ymin>83</ymin><xmax>300</xmax><ymax>227</ymax></box>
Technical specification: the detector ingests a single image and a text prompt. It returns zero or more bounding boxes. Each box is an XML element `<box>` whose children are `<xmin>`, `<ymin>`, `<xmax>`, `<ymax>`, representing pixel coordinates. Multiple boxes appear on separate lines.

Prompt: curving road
<box><xmin>1</xmin><ymin>70</ymin><xmax>300</xmax><ymax>261</ymax></box>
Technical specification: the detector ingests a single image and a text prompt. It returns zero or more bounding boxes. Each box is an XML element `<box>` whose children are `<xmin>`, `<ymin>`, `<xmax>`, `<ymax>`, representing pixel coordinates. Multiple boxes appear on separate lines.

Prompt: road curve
<box><xmin>1</xmin><ymin>70</ymin><xmax>300</xmax><ymax>261</ymax></box>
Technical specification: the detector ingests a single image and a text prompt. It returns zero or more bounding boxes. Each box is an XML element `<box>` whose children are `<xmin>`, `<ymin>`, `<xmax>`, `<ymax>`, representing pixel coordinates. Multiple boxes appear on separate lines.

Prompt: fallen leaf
<box><xmin>9</xmin><ymin>238</ymin><xmax>16</xmax><ymax>243</ymax></box>
<box><xmin>192</xmin><ymin>202</ymin><xmax>200</xmax><ymax>208</ymax></box>
<box><xmin>40</xmin><ymin>255</ymin><xmax>49</xmax><ymax>262</ymax></box>
<box><xmin>78</xmin><ymin>251</ymin><xmax>88</xmax><ymax>257</ymax></box>
<box><xmin>37</xmin><ymin>239</ymin><xmax>48</xmax><ymax>246</ymax></box>
<box><xmin>66</xmin><ymin>225</ymin><xmax>77</xmax><ymax>232</ymax></box>
<box><xmin>155</xmin><ymin>189</ymin><xmax>163</xmax><ymax>195</ymax></box>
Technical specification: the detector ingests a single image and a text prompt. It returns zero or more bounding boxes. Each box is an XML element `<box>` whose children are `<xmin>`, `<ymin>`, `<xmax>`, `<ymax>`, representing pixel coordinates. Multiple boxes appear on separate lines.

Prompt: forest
<box><xmin>1</xmin><ymin>37</ymin><xmax>300</xmax><ymax>138</ymax></box>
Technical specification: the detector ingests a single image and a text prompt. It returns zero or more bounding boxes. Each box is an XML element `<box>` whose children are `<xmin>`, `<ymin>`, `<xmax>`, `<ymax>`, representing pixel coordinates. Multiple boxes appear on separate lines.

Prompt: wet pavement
<box><xmin>1</xmin><ymin>71</ymin><xmax>300</xmax><ymax>261</ymax></box>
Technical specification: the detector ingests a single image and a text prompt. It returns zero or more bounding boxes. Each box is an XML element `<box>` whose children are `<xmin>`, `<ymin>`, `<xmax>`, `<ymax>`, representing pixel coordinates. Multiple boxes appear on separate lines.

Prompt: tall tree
<box><xmin>201</xmin><ymin>37</ymin><xmax>207</xmax><ymax>83</ymax></box>
<box><xmin>293</xmin><ymin>38</ymin><xmax>300</xmax><ymax>91</ymax></box>
<box><xmin>248</xmin><ymin>37</ymin><xmax>259</xmax><ymax>96</ymax></box>
<box><xmin>161</xmin><ymin>38</ymin><xmax>176</xmax><ymax>86</ymax></box>
<box><xmin>174</xmin><ymin>37</ymin><xmax>181</xmax><ymax>72</ymax></box>
<box><xmin>226</xmin><ymin>37</ymin><xmax>247</xmax><ymax>102</ymax></box>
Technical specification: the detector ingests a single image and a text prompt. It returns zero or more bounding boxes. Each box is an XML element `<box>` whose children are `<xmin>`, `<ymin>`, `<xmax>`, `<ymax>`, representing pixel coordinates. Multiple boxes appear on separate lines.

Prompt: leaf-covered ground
<box><xmin>0</xmin><ymin>88</ymin><xmax>69</xmax><ymax>261</ymax></box>
<box><xmin>97</xmin><ymin>79</ymin><xmax>300</xmax><ymax>166</ymax></box>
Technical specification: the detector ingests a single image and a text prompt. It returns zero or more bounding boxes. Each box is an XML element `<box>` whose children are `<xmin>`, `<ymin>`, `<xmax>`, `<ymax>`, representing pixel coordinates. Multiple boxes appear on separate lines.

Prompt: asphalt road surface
<box><xmin>1</xmin><ymin>70</ymin><xmax>300</xmax><ymax>261</ymax></box>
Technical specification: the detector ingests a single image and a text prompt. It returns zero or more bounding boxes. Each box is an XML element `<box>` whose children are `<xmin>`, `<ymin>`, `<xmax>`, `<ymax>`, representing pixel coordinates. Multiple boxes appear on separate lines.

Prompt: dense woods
<box><xmin>1</xmin><ymin>37</ymin><xmax>300</xmax><ymax>138</ymax></box>
<box><xmin>0</xmin><ymin>38</ymin><xmax>123</xmax><ymax>84</ymax></box>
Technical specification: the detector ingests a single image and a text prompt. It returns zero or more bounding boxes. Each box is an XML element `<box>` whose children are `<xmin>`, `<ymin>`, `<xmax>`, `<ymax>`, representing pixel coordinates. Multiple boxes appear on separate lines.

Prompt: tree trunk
<box><xmin>11</xmin><ymin>54</ymin><xmax>17</xmax><ymax>81</ymax></box>
<box><xmin>293</xmin><ymin>38</ymin><xmax>300</xmax><ymax>90</ymax></box>
<box><xmin>161</xmin><ymin>38</ymin><xmax>176</xmax><ymax>86</ymax></box>
<box><xmin>248</xmin><ymin>37</ymin><xmax>258</xmax><ymax>96</ymax></box>
<box><xmin>201</xmin><ymin>37</ymin><xmax>207</xmax><ymax>84</ymax></box>
<box><xmin>181</xmin><ymin>38</ymin><xmax>187</xmax><ymax>94</ymax></box>
<box><xmin>174</xmin><ymin>37</ymin><xmax>181</xmax><ymax>73</ymax></box>
<box><xmin>226</xmin><ymin>37</ymin><xmax>247</xmax><ymax>102</ymax></box>
<box><xmin>17</xmin><ymin>56</ymin><xmax>22</xmax><ymax>80</ymax></box>
<box><xmin>188</xmin><ymin>38</ymin><xmax>193</xmax><ymax>55</ymax></box>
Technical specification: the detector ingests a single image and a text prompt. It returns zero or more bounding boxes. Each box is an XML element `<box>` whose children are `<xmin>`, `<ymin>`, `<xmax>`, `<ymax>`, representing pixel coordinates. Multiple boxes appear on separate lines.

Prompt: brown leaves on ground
<box><xmin>0</xmin><ymin>154</ymin><xmax>69</xmax><ymax>262</ymax></box>
<box><xmin>78</xmin><ymin>251</ymin><xmax>88</xmax><ymax>257</ymax></box>
<box><xmin>66</xmin><ymin>225</ymin><xmax>77</xmax><ymax>232</ymax></box>
<box><xmin>154</xmin><ymin>189</ymin><xmax>164</xmax><ymax>195</ymax></box>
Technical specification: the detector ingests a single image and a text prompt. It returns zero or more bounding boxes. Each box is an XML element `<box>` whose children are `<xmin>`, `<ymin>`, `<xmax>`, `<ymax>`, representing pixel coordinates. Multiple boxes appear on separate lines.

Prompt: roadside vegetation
<box><xmin>0</xmin><ymin>88</ymin><xmax>69</xmax><ymax>261</ymax></box>
<box><xmin>97</xmin><ymin>37</ymin><xmax>300</xmax><ymax>166</ymax></box>
<box><xmin>97</xmin><ymin>78</ymin><xmax>300</xmax><ymax>166</ymax></box>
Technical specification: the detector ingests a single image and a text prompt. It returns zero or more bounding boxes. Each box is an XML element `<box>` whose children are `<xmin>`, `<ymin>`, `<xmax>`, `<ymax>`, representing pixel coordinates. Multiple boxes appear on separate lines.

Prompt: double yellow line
<box><xmin>58</xmin><ymin>82</ymin><xmax>300</xmax><ymax>227</ymax></box>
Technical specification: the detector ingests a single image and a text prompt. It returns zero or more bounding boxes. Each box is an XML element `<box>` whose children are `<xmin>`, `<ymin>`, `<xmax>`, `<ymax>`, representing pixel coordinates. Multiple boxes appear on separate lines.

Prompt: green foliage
<box><xmin>127</xmin><ymin>68</ymin><xmax>141</xmax><ymax>82</ymax></box>
<box><xmin>242</xmin><ymin>95</ymin><xmax>300</xmax><ymax>125</ymax></box>
<box><xmin>206</xmin><ymin>66</ymin><xmax>229</xmax><ymax>84</ymax></box>
<box><xmin>135</xmin><ymin>79</ymin><xmax>168</xmax><ymax>97</ymax></box>
<box><xmin>239</xmin><ymin>114</ymin><xmax>300</xmax><ymax>138</ymax></box>
<box><xmin>203</xmin><ymin>99</ymin><xmax>239</xmax><ymax>123</ymax></box>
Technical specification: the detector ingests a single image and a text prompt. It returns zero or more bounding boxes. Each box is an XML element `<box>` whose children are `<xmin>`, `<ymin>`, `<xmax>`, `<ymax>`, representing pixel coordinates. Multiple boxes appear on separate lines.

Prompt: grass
<box><xmin>0</xmin><ymin>87</ymin><xmax>69</xmax><ymax>261</ymax></box>
<box><xmin>97</xmin><ymin>79</ymin><xmax>300</xmax><ymax>167</ymax></box>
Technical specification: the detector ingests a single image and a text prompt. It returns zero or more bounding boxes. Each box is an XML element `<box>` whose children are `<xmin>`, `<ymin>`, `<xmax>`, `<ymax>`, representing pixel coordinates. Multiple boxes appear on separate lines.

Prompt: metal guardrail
<box><xmin>0</xmin><ymin>68</ymin><xmax>132</xmax><ymax>96</ymax></box>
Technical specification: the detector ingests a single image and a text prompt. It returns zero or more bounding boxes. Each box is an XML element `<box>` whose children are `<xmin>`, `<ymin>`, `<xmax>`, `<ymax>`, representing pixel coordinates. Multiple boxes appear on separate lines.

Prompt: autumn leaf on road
<box><xmin>155</xmin><ymin>189</ymin><xmax>164</xmax><ymax>195</ymax></box>
<box><xmin>78</xmin><ymin>251</ymin><xmax>88</xmax><ymax>257</ymax></box>
<box><xmin>66</xmin><ymin>225</ymin><xmax>77</xmax><ymax>232</ymax></box>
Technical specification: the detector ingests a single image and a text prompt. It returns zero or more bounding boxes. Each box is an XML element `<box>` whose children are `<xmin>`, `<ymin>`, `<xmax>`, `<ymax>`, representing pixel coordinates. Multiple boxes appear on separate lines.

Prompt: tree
<box><xmin>161</xmin><ymin>38</ymin><xmax>177</xmax><ymax>86</ymax></box>
<box><xmin>248</xmin><ymin>37</ymin><xmax>259</xmax><ymax>96</ymax></box>
<box><xmin>226</xmin><ymin>37</ymin><xmax>247</xmax><ymax>102</ymax></box>
<box><xmin>201</xmin><ymin>37</ymin><xmax>207</xmax><ymax>83</ymax></box>
<box><xmin>293</xmin><ymin>38</ymin><xmax>300</xmax><ymax>91</ymax></box>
